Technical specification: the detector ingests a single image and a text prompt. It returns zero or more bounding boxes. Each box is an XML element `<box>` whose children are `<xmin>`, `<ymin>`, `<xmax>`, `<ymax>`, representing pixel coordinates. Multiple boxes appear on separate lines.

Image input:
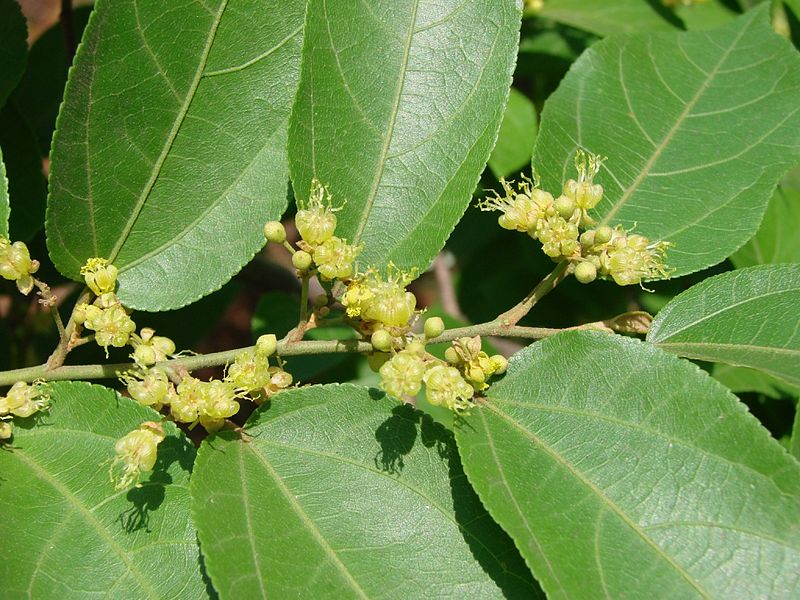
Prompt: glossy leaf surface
<box><xmin>535</xmin><ymin>0</ymin><xmax>677</xmax><ymax>36</ymax></box>
<box><xmin>0</xmin><ymin>382</ymin><xmax>204</xmax><ymax>599</ymax></box>
<box><xmin>488</xmin><ymin>87</ymin><xmax>538</xmax><ymax>179</ymax></box>
<box><xmin>192</xmin><ymin>384</ymin><xmax>539</xmax><ymax>599</ymax></box>
<box><xmin>732</xmin><ymin>187</ymin><xmax>800</xmax><ymax>267</ymax></box>
<box><xmin>289</xmin><ymin>0</ymin><xmax>521</xmax><ymax>274</ymax></box>
<box><xmin>47</xmin><ymin>0</ymin><xmax>305</xmax><ymax>310</ymax></box>
<box><xmin>457</xmin><ymin>331</ymin><xmax>800</xmax><ymax>600</ymax></box>
<box><xmin>534</xmin><ymin>6</ymin><xmax>800</xmax><ymax>277</ymax></box>
<box><xmin>648</xmin><ymin>264</ymin><xmax>800</xmax><ymax>387</ymax></box>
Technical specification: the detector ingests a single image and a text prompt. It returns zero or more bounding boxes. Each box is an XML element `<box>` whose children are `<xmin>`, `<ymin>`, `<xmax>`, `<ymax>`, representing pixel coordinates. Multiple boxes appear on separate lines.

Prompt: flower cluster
<box><xmin>377</xmin><ymin>328</ymin><xmax>506</xmax><ymax>414</ymax></box>
<box><xmin>264</xmin><ymin>179</ymin><xmax>361</xmax><ymax>281</ymax></box>
<box><xmin>0</xmin><ymin>237</ymin><xmax>39</xmax><ymax>295</ymax></box>
<box><xmin>342</xmin><ymin>264</ymin><xmax>419</xmax><ymax>337</ymax></box>
<box><xmin>480</xmin><ymin>151</ymin><xmax>672</xmax><ymax>287</ymax></box>
<box><xmin>0</xmin><ymin>381</ymin><xmax>50</xmax><ymax>438</ymax></box>
<box><xmin>110</xmin><ymin>422</ymin><xmax>165</xmax><ymax>489</ymax></box>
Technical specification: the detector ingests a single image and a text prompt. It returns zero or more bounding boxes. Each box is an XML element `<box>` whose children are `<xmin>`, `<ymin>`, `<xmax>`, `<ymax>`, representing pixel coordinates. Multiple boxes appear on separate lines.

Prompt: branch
<box><xmin>0</xmin><ymin>322</ymin><xmax>582</xmax><ymax>387</ymax></box>
<box><xmin>494</xmin><ymin>260</ymin><xmax>571</xmax><ymax>326</ymax></box>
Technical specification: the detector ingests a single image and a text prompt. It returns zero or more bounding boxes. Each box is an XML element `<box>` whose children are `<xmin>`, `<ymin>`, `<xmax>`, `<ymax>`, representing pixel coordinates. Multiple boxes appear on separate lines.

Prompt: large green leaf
<box><xmin>288</xmin><ymin>0</ymin><xmax>521</xmax><ymax>274</ymax></box>
<box><xmin>713</xmin><ymin>363</ymin><xmax>800</xmax><ymax>399</ymax></box>
<box><xmin>191</xmin><ymin>384</ymin><xmax>540</xmax><ymax>599</ymax></box>
<box><xmin>535</xmin><ymin>0</ymin><xmax>678</xmax><ymax>36</ymax></box>
<box><xmin>0</xmin><ymin>381</ymin><xmax>205</xmax><ymax>598</ymax></box>
<box><xmin>534</xmin><ymin>6</ymin><xmax>800</xmax><ymax>277</ymax></box>
<box><xmin>0</xmin><ymin>146</ymin><xmax>8</xmax><ymax>236</ymax></box>
<box><xmin>456</xmin><ymin>331</ymin><xmax>800</xmax><ymax>600</ymax></box>
<box><xmin>0</xmin><ymin>0</ymin><xmax>27</xmax><ymax>109</ymax></box>
<box><xmin>648</xmin><ymin>264</ymin><xmax>800</xmax><ymax>387</ymax></box>
<box><xmin>46</xmin><ymin>0</ymin><xmax>305</xmax><ymax>310</ymax></box>
<box><xmin>732</xmin><ymin>187</ymin><xmax>800</xmax><ymax>267</ymax></box>
<box><xmin>488</xmin><ymin>87</ymin><xmax>538</xmax><ymax>179</ymax></box>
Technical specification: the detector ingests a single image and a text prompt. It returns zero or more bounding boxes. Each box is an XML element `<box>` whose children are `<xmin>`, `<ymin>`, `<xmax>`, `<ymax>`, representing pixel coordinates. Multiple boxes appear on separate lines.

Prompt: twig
<box><xmin>494</xmin><ymin>260</ymin><xmax>571</xmax><ymax>326</ymax></box>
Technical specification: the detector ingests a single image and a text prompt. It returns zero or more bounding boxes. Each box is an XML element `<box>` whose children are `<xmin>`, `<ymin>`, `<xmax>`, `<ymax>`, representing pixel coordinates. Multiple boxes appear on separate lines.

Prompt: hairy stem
<box><xmin>494</xmin><ymin>260</ymin><xmax>571</xmax><ymax>326</ymax></box>
<box><xmin>0</xmin><ymin>322</ymin><xmax>596</xmax><ymax>387</ymax></box>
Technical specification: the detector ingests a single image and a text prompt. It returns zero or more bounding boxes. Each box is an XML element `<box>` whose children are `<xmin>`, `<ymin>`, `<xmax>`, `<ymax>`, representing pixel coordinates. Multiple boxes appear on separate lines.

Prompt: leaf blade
<box><xmin>191</xmin><ymin>384</ymin><xmax>540</xmax><ymax>599</ymax></box>
<box><xmin>46</xmin><ymin>0</ymin><xmax>305</xmax><ymax>310</ymax></box>
<box><xmin>648</xmin><ymin>264</ymin><xmax>800</xmax><ymax>387</ymax></box>
<box><xmin>0</xmin><ymin>381</ymin><xmax>204</xmax><ymax>599</ymax></box>
<box><xmin>288</xmin><ymin>0</ymin><xmax>522</xmax><ymax>273</ymax></box>
<box><xmin>457</xmin><ymin>331</ymin><xmax>800</xmax><ymax>600</ymax></box>
<box><xmin>534</xmin><ymin>6</ymin><xmax>800</xmax><ymax>277</ymax></box>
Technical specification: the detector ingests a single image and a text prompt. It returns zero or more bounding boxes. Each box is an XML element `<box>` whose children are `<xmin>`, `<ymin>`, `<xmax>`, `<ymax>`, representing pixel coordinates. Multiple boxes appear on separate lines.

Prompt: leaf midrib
<box><xmin>484</xmin><ymin>402</ymin><xmax>714</xmax><ymax>599</ymax></box>
<box><xmin>600</xmin><ymin>13</ymin><xmax>752</xmax><ymax>225</ymax></box>
<box><xmin>105</xmin><ymin>0</ymin><xmax>229</xmax><ymax>263</ymax></box>
<box><xmin>12</xmin><ymin>448</ymin><xmax>161</xmax><ymax>599</ymax></box>
<box><xmin>348</xmin><ymin>0</ymin><xmax>420</xmax><ymax>247</ymax></box>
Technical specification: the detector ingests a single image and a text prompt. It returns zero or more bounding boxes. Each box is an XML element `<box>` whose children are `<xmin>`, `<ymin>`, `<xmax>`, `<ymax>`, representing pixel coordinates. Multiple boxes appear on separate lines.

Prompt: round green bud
<box><xmin>367</xmin><ymin>352</ymin><xmax>390</xmax><ymax>372</ymax></box>
<box><xmin>574</xmin><ymin>261</ymin><xmax>597</xmax><ymax>284</ymax></box>
<box><xmin>594</xmin><ymin>225</ymin><xmax>613</xmax><ymax>245</ymax></box>
<box><xmin>580</xmin><ymin>230</ymin><xmax>595</xmax><ymax>247</ymax></box>
<box><xmin>406</xmin><ymin>340</ymin><xmax>426</xmax><ymax>356</ymax></box>
<box><xmin>554</xmin><ymin>195</ymin><xmax>576</xmax><ymax>220</ymax></box>
<box><xmin>423</xmin><ymin>316</ymin><xmax>445</xmax><ymax>339</ymax></box>
<box><xmin>490</xmin><ymin>354</ymin><xmax>508</xmax><ymax>375</ymax></box>
<box><xmin>371</xmin><ymin>329</ymin><xmax>393</xmax><ymax>352</ymax></box>
<box><xmin>444</xmin><ymin>347</ymin><xmax>460</xmax><ymax>365</ymax></box>
<box><xmin>256</xmin><ymin>333</ymin><xmax>278</xmax><ymax>357</ymax></box>
<box><xmin>263</xmin><ymin>221</ymin><xmax>287</xmax><ymax>244</ymax></box>
<box><xmin>292</xmin><ymin>250</ymin><xmax>312</xmax><ymax>271</ymax></box>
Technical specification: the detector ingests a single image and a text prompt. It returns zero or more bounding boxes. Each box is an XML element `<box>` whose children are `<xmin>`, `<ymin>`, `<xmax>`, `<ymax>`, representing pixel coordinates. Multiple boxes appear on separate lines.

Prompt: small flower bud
<box><xmin>0</xmin><ymin>420</ymin><xmax>12</xmax><ymax>440</ymax></box>
<box><xmin>594</xmin><ymin>225</ymin><xmax>613</xmax><ymax>245</ymax></box>
<box><xmin>263</xmin><ymin>221</ymin><xmax>287</xmax><ymax>244</ymax></box>
<box><xmin>371</xmin><ymin>329</ymin><xmax>393</xmax><ymax>352</ymax></box>
<box><xmin>580</xmin><ymin>231</ymin><xmax>596</xmax><ymax>247</ymax></box>
<box><xmin>313</xmin><ymin>294</ymin><xmax>328</xmax><ymax>308</ymax></box>
<box><xmin>423</xmin><ymin>317</ymin><xmax>445</xmax><ymax>339</ymax></box>
<box><xmin>489</xmin><ymin>355</ymin><xmax>508</xmax><ymax>375</ymax></box>
<box><xmin>292</xmin><ymin>250</ymin><xmax>312</xmax><ymax>271</ymax></box>
<box><xmin>406</xmin><ymin>340</ymin><xmax>426</xmax><ymax>356</ymax></box>
<box><xmin>379</xmin><ymin>350</ymin><xmax>426</xmax><ymax>398</ymax></box>
<box><xmin>574</xmin><ymin>261</ymin><xmax>597</xmax><ymax>284</ymax></box>
<box><xmin>256</xmin><ymin>334</ymin><xmax>278</xmax><ymax>357</ymax></box>
<box><xmin>537</xmin><ymin>215</ymin><xmax>579</xmax><ymax>258</ymax></box>
<box><xmin>313</xmin><ymin>236</ymin><xmax>360</xmax><ymax>281</ymax></box>
<box><xmin>111</xmin><ymin>422</ymin><xmax>165</xmax><ymax>489</ymax></box>
<box><xmin>123</xmin><ymin>368</ymin><xmax>171</xmax><ymax>409</ymax></box>
<box><xmin>83</xmin><ymin>304</ymin><xmax>136</xmax><ymax>351</ymax></box>
<box><xmin>0</xmin><ymin>381</ymin><xmax>50</xmax><ymax>417</ymax></box>
<box><xmin>80</xmin><ymin>257</ymin><xmax>118</xmax><ymax>296</ymax></box>
<box><xmin>0</xmin><ymin>238</ymin><xmax>39</xmax><ymax>295</ymax></box>
<box><xmin>423</xmin><ymin>365</ymin><xmax>474</xmax><ymax>412</ymax></box>
<box><xmin>296</xmin><ymin>180</ymin><xmax>338</xmax><ymax>245</ymax></box>
<box><xmin>130</xmin><ymin>328</ymin><xmax>175</xmax><ymax>366</ymax></box>
<box><xmin>444</xmin><ymin>347</ymin><xmax>460</xmax><ymax>365</ymax></box>
<box><xmin>554</xmin><ymin>195</ymin><xmax>576</xmax><ymax>219</ymax></box>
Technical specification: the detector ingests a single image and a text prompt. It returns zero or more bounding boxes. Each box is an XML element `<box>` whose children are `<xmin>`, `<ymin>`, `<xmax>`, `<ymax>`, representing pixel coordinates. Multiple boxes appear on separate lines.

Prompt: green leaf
<box><xmin>534</xmin><ymin>6</ymin><xmax>800</xmax><ymax>277</ymax></box>
<box><xmin>0</xmin><ymin>0</ymin><xmax>27</xmax><ymax>109</ymax></box>
<box><xmin>674</xmin><ymin>0</ymin><xmax>738</xmax><ymax>31</ymax></box>
<box><xmin>732</xmin><ymin>187</ymin><xmax>800</xmax><ymax>267</ymax></box>
<box><xmin>0</xmin><ymin>146</ymin><xmax>8</xmax><ymax>237</ymax></box>
<box><xmin>456</xmin><ymin>331</ymin><xmax>800</xmax><ymax>600</ymax></box>
<box><xmin>46</xmin><ymin>0</ymin><xmax>306</xmax><ymax>310</ymax></box>
<box><xmin>288</xmin><ymin>1</ymin><xmax>522</xmax><ymax>274</ymax></box>
<box><xmin>535</xmin><ymin>0</ymin><xmax>678</xmax><ymax>36</ymax></box>
<box><xmin>792</xmin><ymin>405</ymin><xmax>800</xmax><ymax>461</ymax></box>
<box><xmin>488</xmin><ymin>88</ymin><xmax>538</xmax><ymax>179</ymax></box>
<box><xmin>0</xmin><ymin>381</ymin><xmax>205</xmax><ymax>599</ymax></box>
<box><xmin>191</xmin><ymin>384</ymin><xmax>540</xmax><ymax>599</ymax></box>
<box><xmin>713</xmin><ymin>363</ymin><xmax>800</xmax><ymax>399</ymax></box>
<box><xmin>0</xmin><ymin>103</ymin><xmax>48</xmax><ymax>241</ymax></box>
<box><xmin>648</xmin><ymin>264</ymin><xmax>800</xmax><ymax>387</ymax></box>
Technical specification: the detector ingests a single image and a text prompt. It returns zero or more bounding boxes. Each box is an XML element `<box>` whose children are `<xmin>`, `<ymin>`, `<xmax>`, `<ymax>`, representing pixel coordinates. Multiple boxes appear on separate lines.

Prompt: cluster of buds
<box><xmin>0</xmin><ymin>237</ymin><xmax>39</xmax><ymax>295</ymax></box>
<box><xmin>576</xmin><ymin>225</ymin><xmax>672</xmax><ymax>287</ymax></box>
<box><xmin>171</xmin><ymin>376</ymin><xmax>242</xmax><ymax>433</ymax></box>
<box><xmin>226</xmin><ymin>334</ymin><xmax>292</xmax><ymax>403</ymax></box>
<box><xmin>376</xmin><ymin>325</ymin><xmax>506</xmax><ymax>414</ymax></box>
<box><xmin>0</xmin><ymin>381</ymin><xmax>50</xmax><ymax>421</ymax></box>
<box><xmin>480</xmin><ymin>151</ymin><xmax>672</xmax><ymax>287</ymax></box>
<box><xmin>110</xmin><ymin>421</ymin><xmax>165</xmax><ymax>489</ymax></box>
<box><xmin>130</xmin><ymin>328</ymin><xmax>176</xmax><ymax>366</ymax></box>
<box><xmin>444</xmin><ymin>336</ymin><xmax>508</xmax><ymax>392</ymax></box>
<box><xmin>74</xmin><ymin>258</ymin><xmax>136</xmax><ymax>353</ymax></box>
<box><xmin>263</xmin><ymin>180</ymin><xmax>360</xmax><ymax>281</ymax></box>
<box><xmin>342</xmin><ymin>264</ymin><xmax>419</xmax><ymax>341</ymax></box>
